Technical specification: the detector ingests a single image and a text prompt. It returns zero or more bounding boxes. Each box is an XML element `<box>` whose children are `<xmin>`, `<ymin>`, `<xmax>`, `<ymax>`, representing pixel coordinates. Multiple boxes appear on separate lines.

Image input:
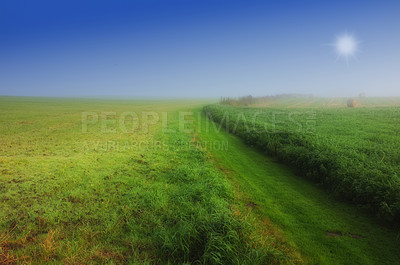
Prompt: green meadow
<box><xmin>204</xmin><ymin>102</ymin><xmax>400</xmax><ymax>221</ymax></box>
<box><xmin>200</xmin><ymin>99</ymin><xmax>400</xmax><ymax>264</ymax></box>
<box><xmin>1</xmin><ymin>96</ymin><xmax>400</xmax><ymax>264</ymax></box>
<box><xmin>0</xmin><ymin>97</ymin><xmax>297</xmax><ymax>264</ymax></box>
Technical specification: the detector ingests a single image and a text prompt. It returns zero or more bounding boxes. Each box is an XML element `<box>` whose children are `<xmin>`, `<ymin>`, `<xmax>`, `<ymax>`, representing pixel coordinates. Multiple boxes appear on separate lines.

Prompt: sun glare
<box><xmin>333</xmin><ymin>33</ymin><xmax>359</xmax><ymax>64</ymax></box>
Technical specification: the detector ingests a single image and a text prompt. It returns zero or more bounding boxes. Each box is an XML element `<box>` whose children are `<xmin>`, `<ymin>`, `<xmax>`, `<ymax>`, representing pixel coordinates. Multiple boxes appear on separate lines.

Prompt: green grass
<box><xmin>0</xmin><ymin>96</ymin><xmax>295</xmax><ymax>264</ymax></box>
<box><xmin>195</xmin><ymin>107</ymin><xmax>400</xmax><ymax>265</ymax></box>
<box><xmin>204</xmin><ymin>103</ymin><xmax>400</xmax><ymax>221</ymax></box>
<box><xmin>3</xmin><ymin>96</ymin><xmax>400</xmax><ymax>264</ymax></box>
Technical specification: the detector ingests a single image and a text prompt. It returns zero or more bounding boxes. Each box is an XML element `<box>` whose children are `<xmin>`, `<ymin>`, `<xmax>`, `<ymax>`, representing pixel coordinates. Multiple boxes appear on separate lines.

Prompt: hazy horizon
<box><xmin>1</xmin><ymin>0</ymin><xmax>399</xmax><ymax>98</ymax></box>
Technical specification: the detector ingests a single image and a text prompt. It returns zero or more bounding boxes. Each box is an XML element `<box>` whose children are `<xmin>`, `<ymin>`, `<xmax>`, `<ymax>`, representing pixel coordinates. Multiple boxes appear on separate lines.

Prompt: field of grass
<box><xmin>0</xmin><ymin>96</ymin><xmax>297</xmax><ymax>264</ymax></box>
<box><xmin>195</xmin><ymin>107</ymin><xmax>400</xmax><ymax>264</ymax></box>
<box><xmin>2</xmin><ymin>96</ymin><xmax>400</xmax><ymax>264</ymax></box>
<box><xmin>235</xmin><ymin>96</ymin><xmax>400</xmax><ymax>108</ymax></box>
<box><xmin>204</xmin><ymin>100</ymin><xmax>400</xmax><ymax>222</ymax></box>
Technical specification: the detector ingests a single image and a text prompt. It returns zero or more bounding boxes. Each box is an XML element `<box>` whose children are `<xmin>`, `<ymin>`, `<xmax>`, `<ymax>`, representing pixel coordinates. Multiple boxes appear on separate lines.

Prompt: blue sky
<box><xmin>1</xmin><ymin>0</ymin><xmax>399</xmax><ymax>97</ymax></box>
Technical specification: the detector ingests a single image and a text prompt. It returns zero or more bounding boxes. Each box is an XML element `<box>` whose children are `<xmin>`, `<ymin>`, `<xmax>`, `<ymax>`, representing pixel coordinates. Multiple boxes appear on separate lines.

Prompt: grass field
<box><xmin>240</xmin><ymin>96</ymin><xmax>400</xmax><ymax>108</ymax></box>
<box><xmin>1</xmin><ymin>96</ymin><xmax>400</xmax><ymax>264</ymax></box>
<box><xmin>195</xmin><ymin>106</ymin><xmax>400</xmax><ymax>264</ymax></box>
<box><xmin>204</xmin><ymin>100</ymin><xmax>400</xmax><ymax>222</ymax></box>
<box><xmin>0</xmin><ymin>96</ymin><xmax>299</xmax><ymax>264</ymax></box>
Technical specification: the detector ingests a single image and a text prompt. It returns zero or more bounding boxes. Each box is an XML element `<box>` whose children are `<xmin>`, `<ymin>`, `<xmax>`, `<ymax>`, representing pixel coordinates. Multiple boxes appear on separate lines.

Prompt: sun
<box><xmin>332</xmin><ymin>32</ymin><xmax>360</xmax><ymax>64</ymax></box>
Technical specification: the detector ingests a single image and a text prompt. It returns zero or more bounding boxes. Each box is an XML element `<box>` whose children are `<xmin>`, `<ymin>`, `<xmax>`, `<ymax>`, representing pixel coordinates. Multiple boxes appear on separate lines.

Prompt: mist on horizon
<box><xmin>1</xmin><ymin>0</ymin><xmax>399</xmax><ymax>98</ymax></box>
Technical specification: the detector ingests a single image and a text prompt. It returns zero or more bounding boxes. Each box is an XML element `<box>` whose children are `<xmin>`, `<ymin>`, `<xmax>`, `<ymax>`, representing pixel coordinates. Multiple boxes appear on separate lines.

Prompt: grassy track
<box><xmin>194</xmin><ymin>108</ymin><xmax>400</xmax><ymax>265</ymax></box>
<box><xmin>0</xmin><ymin>97</ymin><xmax>298</xmax><ymax>264</ymax></box>
<box><xmin>2</xmin><ymin>96</ymin><xmax>399</xmax><ymax>264</ymax></box>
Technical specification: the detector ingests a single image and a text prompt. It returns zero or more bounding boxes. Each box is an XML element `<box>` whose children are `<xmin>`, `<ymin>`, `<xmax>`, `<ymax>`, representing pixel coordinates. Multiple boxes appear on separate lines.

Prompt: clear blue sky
<box><xmin>1</xmin><ymin>0</ymin><xmax>399</xmax><ymax>97</ymax></box>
